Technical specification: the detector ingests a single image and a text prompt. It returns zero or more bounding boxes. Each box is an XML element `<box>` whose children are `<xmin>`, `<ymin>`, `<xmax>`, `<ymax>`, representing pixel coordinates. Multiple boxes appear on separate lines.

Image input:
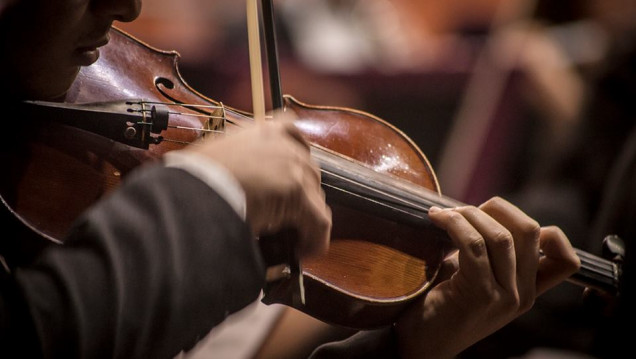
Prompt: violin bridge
<box><xmin>202</xmin><ymin>102</ymin><xmax>226</xmax><ymax>138</ymax></box>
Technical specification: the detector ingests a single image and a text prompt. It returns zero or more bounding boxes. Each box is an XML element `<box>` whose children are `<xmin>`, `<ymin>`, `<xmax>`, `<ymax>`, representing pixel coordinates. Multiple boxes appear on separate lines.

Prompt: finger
<box><xmin>428</xmin><ymin>207</ymin><xmax>494</xmax><ymax>290</ymax></box>
<box><xmin>536</xmin><ymin>226</ymin><xmax>580</xmax><ymax>295</ymax></box>
<box><xmin>296</xmin><ymin>189</ymin><xmax>331</xmax><ymax>257</ymax></box>
<box><xmin>254</xmin><ymin>128</ymin><xmax>322</xmax><ymax>230</ymax></box>
<box><xmin>454</xmin><ymin>205</ymin><xmax>517</xmax><ymax>292</ymax></box>
<box><xmin>287</xmin><ymin>147</ymin><xmax>330</xmax><ymax>257</ymax></box>
<box><xmin>435</xmin><ymin>250</ymin><xmax>459</xmax><ymax>284</ymax></box>
<box><xmin>270</xmin><ymin>111</ymin><xmax>310</xmax><ymax>150</ymax></box>
<box><xmin>480</xmin><ymin>197</ymin><xmax>540</xmax><ymax>306</ymax></box>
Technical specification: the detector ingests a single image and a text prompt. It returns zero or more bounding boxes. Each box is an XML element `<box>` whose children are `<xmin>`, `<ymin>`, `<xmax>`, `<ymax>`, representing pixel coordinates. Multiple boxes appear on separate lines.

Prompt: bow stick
<box><xmin>246</xmin><ymin>0</ymin><xmax>305</xmax><ymax>305</ymax></box>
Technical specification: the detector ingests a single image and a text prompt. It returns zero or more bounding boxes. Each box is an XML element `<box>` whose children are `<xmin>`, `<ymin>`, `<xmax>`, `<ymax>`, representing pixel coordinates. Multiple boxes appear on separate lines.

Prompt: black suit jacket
<box><xmin>1</xmin><ymin>165</ymin><xmax>265</xmax><ymax>358</ymax></box>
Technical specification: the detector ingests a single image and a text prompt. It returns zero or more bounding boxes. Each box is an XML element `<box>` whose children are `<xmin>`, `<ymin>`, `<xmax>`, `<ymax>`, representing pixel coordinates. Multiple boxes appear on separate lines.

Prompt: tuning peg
<box><xmin>602</xmin><ymin>234</ymin><xmax>625</xmax><ymax>262</ymax></box>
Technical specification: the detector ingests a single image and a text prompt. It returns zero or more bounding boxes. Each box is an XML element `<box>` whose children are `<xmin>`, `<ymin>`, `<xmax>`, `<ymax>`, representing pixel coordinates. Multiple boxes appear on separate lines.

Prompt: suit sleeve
<box><xmin>1</xmin><ymin>164</ymin><xmax>265</xmax><ymax>359</ymax></box>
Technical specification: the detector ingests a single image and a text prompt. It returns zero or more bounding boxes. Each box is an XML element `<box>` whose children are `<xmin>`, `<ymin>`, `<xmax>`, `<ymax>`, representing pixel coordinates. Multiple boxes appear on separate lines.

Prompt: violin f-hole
<box><xmin>154</xmin><ymin>77</ymin><xmax>225</xmax><ymax>134</ymax></box>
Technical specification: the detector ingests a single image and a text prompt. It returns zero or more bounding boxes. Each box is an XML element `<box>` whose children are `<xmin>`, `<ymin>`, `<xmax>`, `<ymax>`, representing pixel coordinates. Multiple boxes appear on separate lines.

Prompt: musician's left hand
<box><xmin>395</xmin><ymin>197</ymin><xmax>580</xmax><ymax>359</ymax></box>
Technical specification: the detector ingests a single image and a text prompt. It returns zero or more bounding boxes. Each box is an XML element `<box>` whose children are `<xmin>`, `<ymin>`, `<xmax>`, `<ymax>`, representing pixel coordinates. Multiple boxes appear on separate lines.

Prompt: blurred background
<box><xmin>116</xmin><ymin>0</ymin><xmax>636</xmax><ymax>358</ymax></box>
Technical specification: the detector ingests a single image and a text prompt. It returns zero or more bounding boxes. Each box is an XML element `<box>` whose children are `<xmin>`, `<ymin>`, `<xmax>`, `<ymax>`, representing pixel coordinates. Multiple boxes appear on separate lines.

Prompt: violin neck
<box><xmin>311</xmin><ymin>145</ymin><xmax>622</xmax><ymax>296</ymax></box>
<box><xmin>568</xmin><ymin>248</ymin><xmax>621</xmax><ymax>295</ymax></box>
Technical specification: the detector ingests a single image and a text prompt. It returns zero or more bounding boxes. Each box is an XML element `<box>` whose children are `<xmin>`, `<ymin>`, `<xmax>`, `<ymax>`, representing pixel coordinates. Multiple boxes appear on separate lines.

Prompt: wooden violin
<box><xmin>1</xmin><ymin>27</ymin><xmax>622</xmax><ymax>330</ymax></box>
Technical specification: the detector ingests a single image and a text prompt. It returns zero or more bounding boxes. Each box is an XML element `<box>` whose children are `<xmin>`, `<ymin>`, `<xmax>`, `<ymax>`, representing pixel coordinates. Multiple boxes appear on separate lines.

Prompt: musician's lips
<box><xmin>75</xmin><ymin>36</ymin><xmax>110</xmax><ymax>66</ymax></box>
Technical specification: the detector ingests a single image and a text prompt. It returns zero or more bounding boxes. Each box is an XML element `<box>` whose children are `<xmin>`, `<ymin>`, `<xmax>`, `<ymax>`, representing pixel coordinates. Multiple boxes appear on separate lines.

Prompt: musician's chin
<box><xmin>75</xmin><ymin>48</ymin><xmax>100</xmax><ymax>66</ymax></box>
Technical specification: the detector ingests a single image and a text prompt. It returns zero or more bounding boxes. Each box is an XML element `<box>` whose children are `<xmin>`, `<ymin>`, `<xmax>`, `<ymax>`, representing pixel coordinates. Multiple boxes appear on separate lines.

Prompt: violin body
<box><xmin>0</xmin><ymin>27</ymin><xmax>453</xmax><ymax>328</ymax></box>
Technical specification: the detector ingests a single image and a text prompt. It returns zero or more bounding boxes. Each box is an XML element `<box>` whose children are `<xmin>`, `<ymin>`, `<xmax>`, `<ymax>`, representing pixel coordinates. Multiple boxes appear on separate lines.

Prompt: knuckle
<box><xmin>520</xmin><ymin>219</ymin><xmax>541</xmax><ymax>239</ymax></box>
<box><xmin>457</xmin><ymin>205</ymin><xmax>479</xmax><ymax>216</ymax></box>
<box><xmin>468</xmin><ymin>235</ymin><xmax>487</xmax><ymax>257</ymax></box>
<box><xmin>445</xmin><ymin>210</ymin><xmax>465</xmax><ymax>225</ymax></box>
<box><xmin>543</xmin><ymin>225</ymin><xmax>564</xmax><ymax>238</ymax></box>
<box><xmin>491</xmin><ymin>230</ymin><xmax>514</xmax><ymax>250</ymax></box>
<box><xmin>481</xmin><ymin>196</ymin><xmax>504</xmax><ymax>211</ymax></box>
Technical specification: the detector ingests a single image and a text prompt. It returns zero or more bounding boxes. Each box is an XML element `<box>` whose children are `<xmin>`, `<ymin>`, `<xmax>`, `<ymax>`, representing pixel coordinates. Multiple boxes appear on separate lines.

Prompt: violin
<box><xmin>1</xmin><ymin>27</ymin><xmax>622</xmax><ymax>330</ymax></box>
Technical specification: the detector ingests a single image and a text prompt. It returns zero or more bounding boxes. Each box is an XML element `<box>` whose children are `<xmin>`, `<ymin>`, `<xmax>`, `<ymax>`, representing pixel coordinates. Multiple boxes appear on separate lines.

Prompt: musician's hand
<box><xmin>395</xmin><ymin>197</ymin><xmax>580</xmax><ymax>359</ymax></box>
<box><xmin>185</xmin><ymin>113</ymin><xmax>331</xmax><ymax>258</ymax></box>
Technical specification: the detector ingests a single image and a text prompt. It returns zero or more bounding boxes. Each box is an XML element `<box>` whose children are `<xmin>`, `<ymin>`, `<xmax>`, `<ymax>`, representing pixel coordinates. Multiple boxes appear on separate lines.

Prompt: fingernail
<box><xmin>429</xmin><ymin>206</ymin><xmax>441</xmax><ymax>214</ymax></box>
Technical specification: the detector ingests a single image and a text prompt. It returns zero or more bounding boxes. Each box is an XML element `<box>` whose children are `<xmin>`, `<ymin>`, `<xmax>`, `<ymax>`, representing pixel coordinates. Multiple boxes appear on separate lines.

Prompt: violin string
<box><xmin>578</xmin><ymin>262</ymin><xmax>616</xmax><ymax>278</ymax></box>
<box><xmin>319</xmin><ymin>167</ymin><xmax>434</xmax><ymax>216</ymax></box>
<box><xmin>136</xmin><ymin>100</ymin><xmax>271</xmax><ymax>129</ymax></box>
<box><xmin>142</xmin><ymin>106</ymin><xmax>618</xmax><ymax>282</ymax></box>
<box><xmin>320</xmin><ymin>175</ymin><xmax>430</xmax><ymax>221</ymax></box>
<box><xmin>136</xmin><ymin>100</ymin><xmax>273</xmax><ymax>118</ymax></box>
<box><xmin>134</xmin><ymin>108</ymin><xmax>225</xmax><ymax>119</ymax></box>
<box><xmin>324</xmin><ymin>165</ymin><xmax>617</xmax><ymax>282</ymax></box>
<box><xmin>322</xmin><ymin>168</ymin><xmax>618</xmax><ymax>284</ymax></box>
<box><xmin>160</xmin><ymin>138</ymin><xmax>193</xmax><ymax>145</ymax></box>
<box><xmin>136</xmin><ymin>100</ymin><xmax>226</xmax><ymax>110</ymax></box>
<box><xmin>167</xmin><ymin>125</ymin><xmax>225</xmax><ymax>134</ymax></box>
<box><xmin>145</xmin><ymin>101</ymin><xmax>457</xmax><ymax>217</ymax></box>
<box><xmin>320</xmin><ymin>182</ymin><xmax>431</xmax><ymax>225</ymax></box>
<box><xmin>575</xmin><ymin>248</ymin><xmax>616</xmax><ymax>268</ymax></box>
<box><xmin>165</xmin><ymin>111</ymin><xmax>225</xmax><ymax>119</ymax></box>
<box><xmin>156</xmin><ymin>120</ymin><xmax>441</xmax><ymax>219</ymax></box>
<box><xmin>574</xmin><ymin>248</ymin><xmax>617</xmax><ymax>277</ymax></box>
<box><xmin>153</xmin><ymin>117</ymin><xmax>438</xmax><ymax>218</ymax></box>
<box><xmin>149</xmin><ymin>108</ymin><xmax>614</xmax><ymax>244</ymax></box>
<box><xmin>577</xmin><ymin>260</ymin><xmax>616</xmax><ymax>278</ymax></box>
<box><xmin>147</xmin><ymin>109</ymin><xmax>618</xmax><ymax>284</ymax></box>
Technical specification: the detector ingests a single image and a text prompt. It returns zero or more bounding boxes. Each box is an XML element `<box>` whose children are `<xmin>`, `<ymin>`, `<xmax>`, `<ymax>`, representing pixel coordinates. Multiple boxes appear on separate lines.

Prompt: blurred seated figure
<box><xmin>459</xmin><ymin>0</ymin><xmax>636</xmax><ymax>358</ymax></box>
<box><xmin>278</xmin><ymin>0</ymin><xmax>504</xmax><ymax>74</ymax></box>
